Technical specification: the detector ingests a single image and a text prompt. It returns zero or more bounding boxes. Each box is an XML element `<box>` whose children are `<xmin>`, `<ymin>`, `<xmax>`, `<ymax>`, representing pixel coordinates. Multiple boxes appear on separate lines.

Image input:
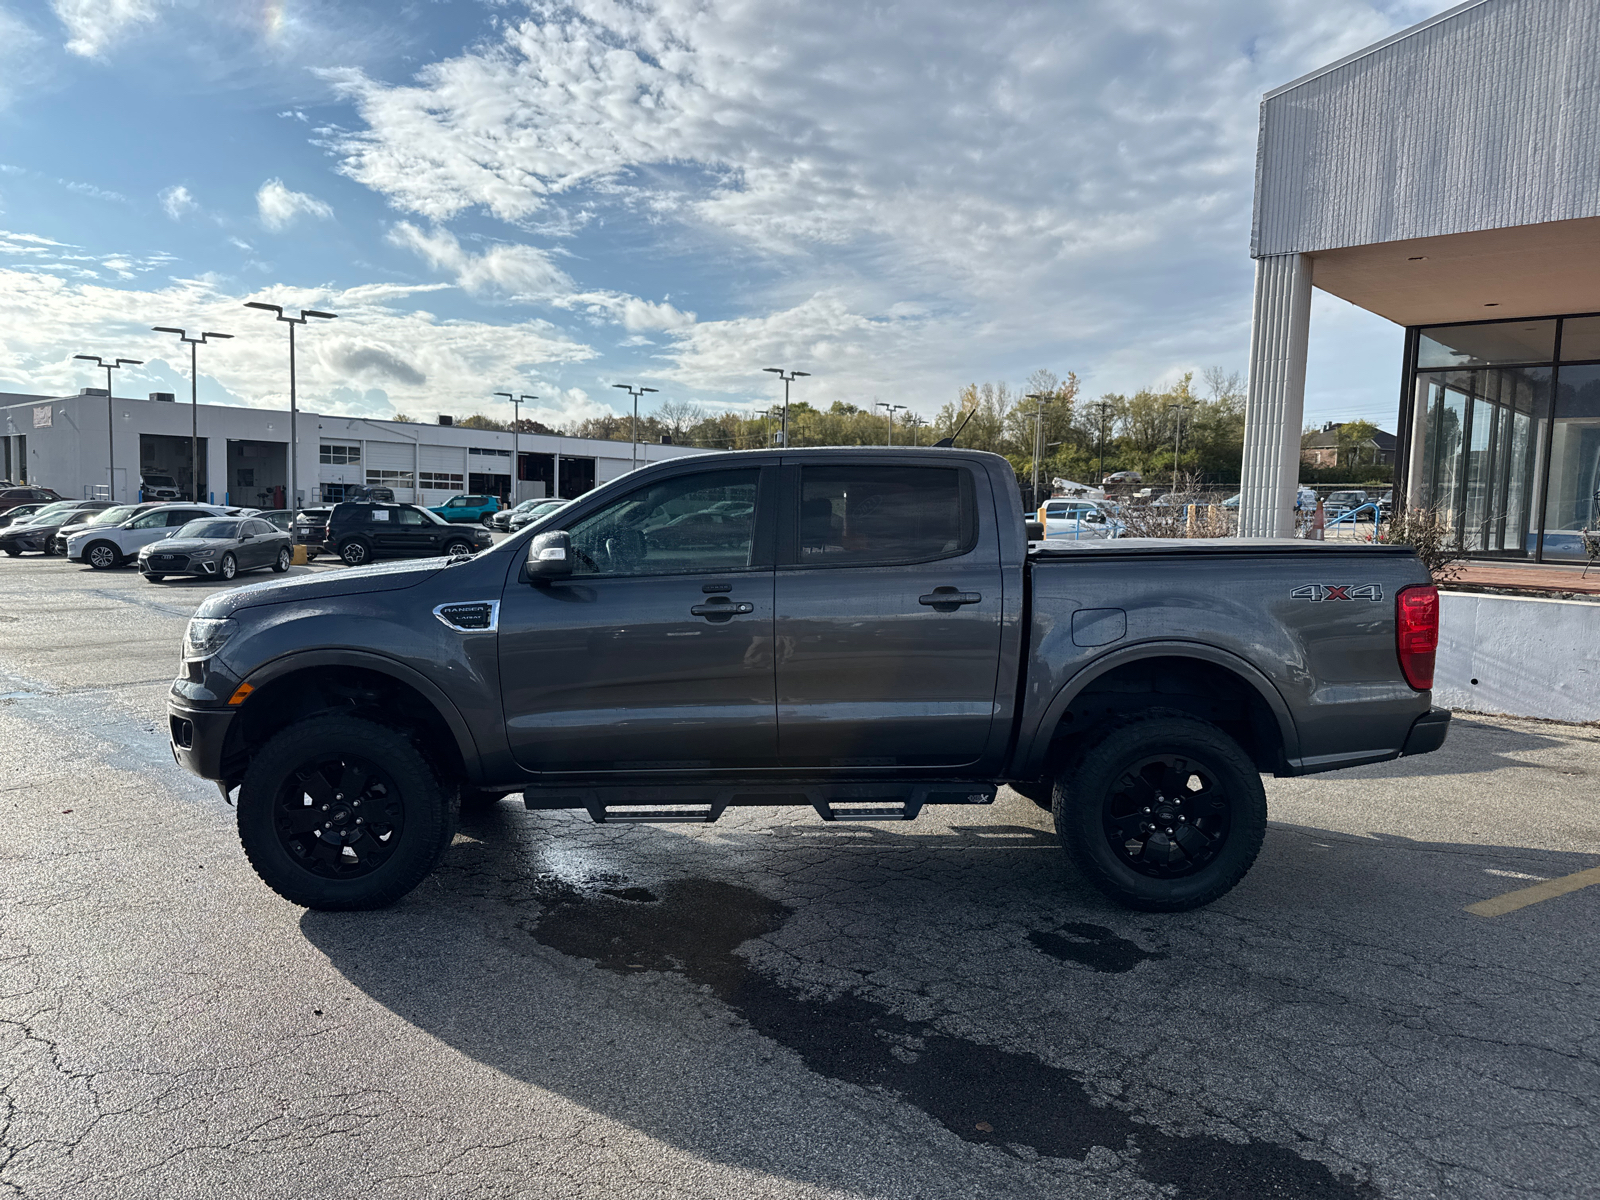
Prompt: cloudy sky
<box><xmin>0</xmin><ymin>0</ymin><xmax>1445</xmax><ymax>432</ymax></box>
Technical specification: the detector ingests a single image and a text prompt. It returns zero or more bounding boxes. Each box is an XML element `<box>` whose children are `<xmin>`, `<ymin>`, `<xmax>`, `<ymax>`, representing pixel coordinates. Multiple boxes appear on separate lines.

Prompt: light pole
<box><xmin>244</xmin><ymin>302</ymin><xmax>336</xmax><ymax>511</ymax></box>
<box><xmin>73</xmin><ymin>354</ymin><xmax>142</xmax><ymax>501</ymax></box>
<box><xmin>762</xmin><ymin>367</ymin><xmax>810</xmax><ymax>447</ymax></box>
<box><xmin>903</xmin><ymin>413</ymin><xmax>927</xmax><ymax>446</ymax></box>
<box><xmin>519</xmin><ymin>394</ymin><xmax>537</xmax><ymax>499</ymax></box>
<box><xmin>1092</xmin><ymin>400</ymin><xmax>1113</xmax><ymax>485</ymax></box>
<box><xmin>876</xmin><ymin>401</ymin><xmax>907</xmax><ymax>446</ymax></box>
<box><xmin>152</xmin><ymin>327</ymin><xmax>232</xmax><ymax>501</ymax></box>
<box><xmin>1024</xmin><ymin>392</ymin><xmax>1051</xmax><ymax>509</ymax></box>
<box><xmin>1168</xmin><ymin>402</ymin><xmax>1193</xmax><ymax>494</ymax></box>
<box><xmin>612</xmin><ymin>384</ymin><xmax>658</xmax><ymax>471</ymax></box>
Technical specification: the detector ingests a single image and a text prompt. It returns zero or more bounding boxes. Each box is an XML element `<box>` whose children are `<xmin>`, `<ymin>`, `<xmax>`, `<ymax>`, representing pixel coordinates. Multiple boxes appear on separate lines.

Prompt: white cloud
<box><xmin>53</xmin><ymin>0</ymin><xmax>156</xmax><ymax>58</ymax></box>
<box><xmin>256</xmin><ymin>178</ymin><xmax>334</xmax><ymax>231</ymax></box>
<box><xmin>0</xmin><ymin>250</ymin><xmax>597</xmax><ymax>420</ymax></box>
<box><xmin>159</xmin><ymin>184</ymin><xmax>197</xmax><ymax>220</ymax></box>
<box><xmin>324</xmin><ymin>0</ymin><xmax>1441</xmax><ymax>418</ymax></box>
<box><xmin>387</xmin><ymin>221</ymin><xmax>570</xmax><ymax>299</ymax></box>
<box><xmin>0</xmin><ymin>8</ymin><xmax>46</xmax><ymax>108</ymax></box>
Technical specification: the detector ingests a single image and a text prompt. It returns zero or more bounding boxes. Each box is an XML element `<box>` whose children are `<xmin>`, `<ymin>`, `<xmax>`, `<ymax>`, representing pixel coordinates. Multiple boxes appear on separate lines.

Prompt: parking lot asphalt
<box><xmin>0</xmin><ymin>550</ymin><xmax>1596</xmax><ymax>1200</ymax></box>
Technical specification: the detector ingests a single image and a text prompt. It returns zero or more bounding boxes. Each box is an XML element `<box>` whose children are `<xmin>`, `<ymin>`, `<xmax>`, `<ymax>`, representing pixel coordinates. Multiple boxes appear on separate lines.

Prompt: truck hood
<box><xmin>195</xmin><ymin>556</ymin><xmax>451</xmax><ymax>618</ymax></box>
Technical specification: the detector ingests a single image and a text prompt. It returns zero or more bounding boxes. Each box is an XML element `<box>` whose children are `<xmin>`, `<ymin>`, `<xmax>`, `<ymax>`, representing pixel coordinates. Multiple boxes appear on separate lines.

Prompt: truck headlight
<box><xmin>183</xmin><ymin>617</ymin><xmax>237</xmax><ymax>661</ymax></box>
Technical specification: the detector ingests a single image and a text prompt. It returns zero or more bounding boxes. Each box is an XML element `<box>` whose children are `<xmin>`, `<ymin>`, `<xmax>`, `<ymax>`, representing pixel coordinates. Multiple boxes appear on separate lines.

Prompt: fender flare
<box><xmin>237</xmin><ymin>648</ymin><xmax>482</xmax><ymax>780</ymax></box>
<box><xmin>1015</xmin><ymin>640</ymin><xmax>1301</xmax><ymax>777</ymax></box>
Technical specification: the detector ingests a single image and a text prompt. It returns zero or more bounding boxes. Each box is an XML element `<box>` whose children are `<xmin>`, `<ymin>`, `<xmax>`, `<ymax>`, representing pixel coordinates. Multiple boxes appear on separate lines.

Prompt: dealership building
<box><xmin>0</xmin><ymin>389</ymin><xmax>708</xmax><ymax>509</ymax></box>
<box><xmin>1240</xmin><ymin>0</ymin><xmax>1600</xmax><ymax>561</ymax></box>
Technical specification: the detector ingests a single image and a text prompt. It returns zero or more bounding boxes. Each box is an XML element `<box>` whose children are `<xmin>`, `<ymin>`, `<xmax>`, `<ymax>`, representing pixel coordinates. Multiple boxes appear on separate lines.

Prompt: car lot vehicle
<box><xmin>489</xmin><ymin>497</ymin><xmax>551</xmax><ymax>531</ymax></box>
<box><xmin>0</xmin><ymin>486</ymin><xmax>63</xmax><ymax>516</ymax></box>
<box><xmin>0</xmin><ymin>502</ymin><xmax>48</xmax><ymax>529</ymax></box>
<box><xmin>0</xmin><ymin>500</ymin><xmax>115</xmax><ymax>556</ymax></box>
<box><xmin>49</xmin><ymin>503</ymin><xmax>160</xmax><ymax>556</ymax></box>
<box><xmin>66</xmin><ymin>503</ymin><xmax>228</xmax><ymax>569</ymax></box>
<box><xmin>325</xmin><ymin>501</ymin><xmax>493</xmax><ymax>566</ymax></box>
<box><xmin>250</xmin><ymin>510</ymin><xmax>294</xmax><ymax>532</ymax></box>
<box><xmin>139</xmin><ymin>516</ymin><xmax>293</xmax><ymax>582</ymax></box>
<box><xmin>291</xmin><ymin>508</ymin><xmax>331</xmax><ymax>559</ymax></box>
<box><xmin>431</xmin><ymin>494</ymin><xmax>502</xmax><ymax>526</ymax></box>
<box><xmin>1324</xmin><ymin>489</ymin><xmax>1371</xmax><ymax>521</ymax></box>
<box><xmin>1037</xmin><ymin>498</ymin><xmax>1119</xmax><ymax>539</ymax></box>
<box><xmin>168</xmin><ymin>447</ymin><xmax>1450</xmax><ymax>915</ymax></box>
<box><xmin>140</xmin><ymin>473</ymin><xmax>182</xmax><ymax>502</ymax></box>
<box><xmin>507</xmin><ymin>499</ymin><xmax>570</xmax><ymax>532</ymax></box>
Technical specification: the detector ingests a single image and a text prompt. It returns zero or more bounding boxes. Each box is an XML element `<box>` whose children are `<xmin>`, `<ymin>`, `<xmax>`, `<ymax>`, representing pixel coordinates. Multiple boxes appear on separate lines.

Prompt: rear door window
<box><xmin>796</xmin><ymin>465</ymin><xmax>973</xmax><ymax>566</ymax></box>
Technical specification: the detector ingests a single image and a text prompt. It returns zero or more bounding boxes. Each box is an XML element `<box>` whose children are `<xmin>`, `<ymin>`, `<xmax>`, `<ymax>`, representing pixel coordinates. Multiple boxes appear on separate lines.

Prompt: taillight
<box><xmin>1396</xmin><ymin>584</ymin><xmax>1439</xmax><ymax>690</ymax></box>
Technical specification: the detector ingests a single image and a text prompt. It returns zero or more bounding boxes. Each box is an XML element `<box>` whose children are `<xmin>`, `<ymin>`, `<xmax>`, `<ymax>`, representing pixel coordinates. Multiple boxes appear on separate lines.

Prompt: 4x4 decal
<box><xmin>1291</xmin><ymin>583</ymin><xmax>1383</xmax><ymax>602</ymax></box>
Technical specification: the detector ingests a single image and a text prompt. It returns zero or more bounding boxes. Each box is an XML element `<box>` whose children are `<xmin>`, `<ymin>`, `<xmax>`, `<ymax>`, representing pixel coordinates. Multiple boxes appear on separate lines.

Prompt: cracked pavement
<box><xmin>0</xmin><ymin>554</ymin><xmax>1596</xmax><ymax>1198</ymax></box>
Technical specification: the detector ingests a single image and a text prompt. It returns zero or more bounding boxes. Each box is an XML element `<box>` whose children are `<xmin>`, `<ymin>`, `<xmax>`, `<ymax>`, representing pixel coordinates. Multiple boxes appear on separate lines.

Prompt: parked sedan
<box><xmin>0</xmin><ymin>500</ymin><xmax>115</xmax><ymax>556</ymax></box>
<box><xmin>0</xmin><ymin>503</ymin><xmax>48</xmax><ymax>530</ymax></box>
<box><xmin>489</xmin><ymin>497</ymin><xmax>548</xmax><ymax>531</ymax></box>
<box><xmin>139</xmin><ymin>516</ymin><xmax>294</xmax><ymax>582</ymax></box>
<box><xmin>507</xmin><ymin>499</ymin><xmax>571</xmax><ymax>532</ymax></box>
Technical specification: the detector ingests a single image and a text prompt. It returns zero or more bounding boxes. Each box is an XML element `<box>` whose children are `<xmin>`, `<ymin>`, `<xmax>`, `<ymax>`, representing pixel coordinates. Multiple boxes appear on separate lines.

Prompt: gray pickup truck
<box><xmin>168</xmin><ymin>447</ymin><xmax>1448</xmax><ymax>913</ymax></box>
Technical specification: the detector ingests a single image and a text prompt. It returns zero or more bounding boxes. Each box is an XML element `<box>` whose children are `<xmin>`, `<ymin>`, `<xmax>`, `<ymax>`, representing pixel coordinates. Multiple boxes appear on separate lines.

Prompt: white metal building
<box><xmin>1241</xmin><ymin>0</ymin><xmax>1600</xmax><ymax>561</ymax></box>
<box><xmin>0</xmin><ymin>390</ymin><xmax>710</xmax><ymax>508</ymax></box>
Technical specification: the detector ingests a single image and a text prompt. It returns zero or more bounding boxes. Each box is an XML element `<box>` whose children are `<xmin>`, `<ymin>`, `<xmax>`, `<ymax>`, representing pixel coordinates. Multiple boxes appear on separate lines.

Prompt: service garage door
<box><xmin>364</xmin><ymin>440</ymin><xmax>416</xmax><ymax>500</ymax></box>
<box><xmin>418</xmin><ymin>445</ymin><xmax>467</xmax><ymax>505</ymax></box>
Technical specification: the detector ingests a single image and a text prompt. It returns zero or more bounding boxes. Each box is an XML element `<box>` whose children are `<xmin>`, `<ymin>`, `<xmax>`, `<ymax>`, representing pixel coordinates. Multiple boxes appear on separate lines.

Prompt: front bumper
<box><xmin>0</xmin><ymin>534</ymin><xmax>46</xmax><ymax>553</ymax></box>
<box><xmin>168</xmin><ymin>701</ymin><xmax>237</xmax><ymax>782</ymax></box>
<box><xmin>141</xmin><ymin>553</ymin><xmax>219</xmax><ymax>576</ymax></box>
<box><xmin>1400</xmin><ymin>707</ymin><xmax>1451</xmax><ymax>757</ymax></box>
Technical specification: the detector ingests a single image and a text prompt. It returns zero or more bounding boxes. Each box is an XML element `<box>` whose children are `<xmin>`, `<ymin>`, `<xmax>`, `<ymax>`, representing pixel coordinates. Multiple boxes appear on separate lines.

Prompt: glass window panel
<box><xmin>567</xmin><ymin>469</ymin><xmax>759</xmax><ymax>577</ymax></box>
<box><xmin>799</xmin><ymin>465</ymin><xmax>968</xmax><ymax>565</ymax></box>
<box><xmin>1417</xmin><ymin>320</ymin><xmax>1556</xmax><ymax>368</ymax></box>
<box><xmin>1539</xmin><ymin>364</ymin><xmax>1600</xmax><ymax>561</ymax></box>
<box><xmin>1559</xmin><ymin>316</ymin><xmax>1600</xmax><ymax>363</ymax></box>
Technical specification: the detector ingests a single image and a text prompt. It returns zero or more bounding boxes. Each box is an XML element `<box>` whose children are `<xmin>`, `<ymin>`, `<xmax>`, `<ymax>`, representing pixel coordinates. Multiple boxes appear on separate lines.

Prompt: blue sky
<box><xmin>0</xmin><ymin>0</ymin><xmax>1443</xmax><ymax>432</ymax></box>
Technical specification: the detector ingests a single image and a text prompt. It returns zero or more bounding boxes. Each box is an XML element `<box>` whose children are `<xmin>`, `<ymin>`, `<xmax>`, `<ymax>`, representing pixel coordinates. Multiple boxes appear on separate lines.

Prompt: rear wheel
<box><xmin>305</xmin><ymin>548</ymin><xmax>320</xmax><ymax>561</ymax></box>
<box><xmin>236</xmin><ymin>715</ymin><xmax>457</xmax><ymax>910</ymax></box>
<box><xmin>273</xmin><ymin>547</ymin><xmax>291</xmax><ymax>573</ymax></box>
<box><xmin>1053</xmin><ymin>711</ymin><xmax>1266</xmax><ymax>912</ymax></box>
<box><xmin>339</xmin><ymin>539</ymin><xmax>370</xmax><ymax>567</ymax></box>
<box><xmin>86</xmin><ymin>541</ymin><xmax>120</xmax><ymax>569</ymax></box>
<box><xmin>444</xmin><ymin>539</ymin><xmax>473</xmax><ymax>558</ymax></box>
<box><xmin>480</xmin><ymin>515</ymin><xmax>494</xmax><ymax>528</ymax></box>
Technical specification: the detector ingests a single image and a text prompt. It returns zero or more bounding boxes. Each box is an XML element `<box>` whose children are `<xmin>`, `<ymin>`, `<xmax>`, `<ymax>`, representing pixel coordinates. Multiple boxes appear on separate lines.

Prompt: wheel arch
<box><xmin>222</xmin><ymin>650</ymin><xmax>480</xmax><ymax>787</ymax></box>
<box><xmin>1015</xmin><ymin>642</ymin><xmax>1300</xmax><ymax>780</ymax></box>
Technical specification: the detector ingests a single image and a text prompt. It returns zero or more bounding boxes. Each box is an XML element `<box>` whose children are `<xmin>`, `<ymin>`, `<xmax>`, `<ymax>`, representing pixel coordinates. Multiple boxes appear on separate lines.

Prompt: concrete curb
<box><xmin>1436</xmin><ymin>591</ymin><xmax>1600</xmax><ymax>723</ymax></box>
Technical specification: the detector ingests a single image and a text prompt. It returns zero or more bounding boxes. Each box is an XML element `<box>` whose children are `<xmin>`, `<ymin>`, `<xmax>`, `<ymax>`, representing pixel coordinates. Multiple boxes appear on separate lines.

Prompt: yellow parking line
<box><xmin>1466</xmin><ymin>865</ymin><xmax>1600</xmax><ymax>917</ymax></box>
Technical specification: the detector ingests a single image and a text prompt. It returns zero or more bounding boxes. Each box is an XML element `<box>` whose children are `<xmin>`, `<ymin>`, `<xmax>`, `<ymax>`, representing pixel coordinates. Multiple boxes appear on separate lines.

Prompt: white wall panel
<box><xmin>364</xmin><ymin>441</ymin><xmax>413</xmax><ymax>472</ymax></box>
<box><xmin>1255</xmin><ymin>0</ymin><xmax>1600</xmax><ymax>256</ymax></box>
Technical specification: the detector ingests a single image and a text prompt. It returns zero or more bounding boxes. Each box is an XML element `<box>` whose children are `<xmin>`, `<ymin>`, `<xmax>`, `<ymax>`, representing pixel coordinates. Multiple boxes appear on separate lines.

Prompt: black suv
<box><xmin>326</xmin><ymin>502</ymin><xmax>493</xmax><ymax>566</ymax></box>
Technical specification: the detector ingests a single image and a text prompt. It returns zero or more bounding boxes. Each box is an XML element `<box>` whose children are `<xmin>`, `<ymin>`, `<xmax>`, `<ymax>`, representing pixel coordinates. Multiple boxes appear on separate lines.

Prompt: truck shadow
<box><xmin>297</xmin><ymin>801</ymin><xmax>1594</xmax><ymax>1199</ymax></box>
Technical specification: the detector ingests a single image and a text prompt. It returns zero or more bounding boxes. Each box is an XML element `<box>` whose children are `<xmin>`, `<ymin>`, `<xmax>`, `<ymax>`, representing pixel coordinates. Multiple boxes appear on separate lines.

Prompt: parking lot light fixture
<box><xmin>876</xmin><ymin>401</ymin><xmax>907</xmax><ymax>447</ymax></box>
<box><xmin>762</xmin><ymin>368</ymin><xmax>810</xmax><ymax>447</ymax></box>
<box><xmin>74</xmin><ymin>354</ymin><xmax>143</xmax><ymax>501</ymax></box>
<box><xmin>612</xmin><ymin>384</ymin><xmax>658</xmax><ymax>471</ymax></box>
<box><xmin>518</xmin><ymin>395</ymin><xmax>538</xmax><ymax>499</ymax></box>
<box><xmin>153</xmin><ymin>327</ymin><xmax>232</xmax><ymax>501</ymax></box>
<box><xmin>244</xmin><ymin>302</ymin><xmax>336</xmax><ymax>510</ymax></box>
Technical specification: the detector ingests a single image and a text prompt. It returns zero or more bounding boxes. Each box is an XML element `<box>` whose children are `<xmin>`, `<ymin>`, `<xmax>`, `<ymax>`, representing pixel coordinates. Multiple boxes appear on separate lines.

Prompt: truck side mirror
<box><xmin>525</xmin><ymin>530</ymin><xmax>574</xmax><ymax>583</ymax></box>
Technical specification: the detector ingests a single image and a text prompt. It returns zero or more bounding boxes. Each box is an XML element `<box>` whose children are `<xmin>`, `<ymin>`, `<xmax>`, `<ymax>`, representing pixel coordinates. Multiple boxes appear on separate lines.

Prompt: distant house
<box><xmin>1301</xmin><ymin>421</ymin><xmax>1396</xmax><ymax>469</ymax></box>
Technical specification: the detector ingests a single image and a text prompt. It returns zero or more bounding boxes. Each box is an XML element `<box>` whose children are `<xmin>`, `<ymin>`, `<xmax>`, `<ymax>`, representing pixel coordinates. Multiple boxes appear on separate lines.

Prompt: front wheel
<box><xmin>86</xmin><ymin>542</ymin><xmax>119</xmax><ymax>570</ymax></box>
<box><xmin>236</xmin><ymin>715</ymin><xmax>456</xmax><ymax>910</ymax></box>
<box><xmin>218</xmin><ymin>552</ymin><xmax>237</xmax><ymax>581</ymax></box>
<box><xmin>1053</xmin><ymin>711</ymin><xmax>1266</xmax><ymax>912</ymax></box>
<box><xmin>339</xmin><ymin>539</ymin><xmax>370</xmax><ymax>567</ymax></box>
<box><xmin>273</xmin><ymin>547</ymin><xmax>291</xmax><ymax>573</ymax></box>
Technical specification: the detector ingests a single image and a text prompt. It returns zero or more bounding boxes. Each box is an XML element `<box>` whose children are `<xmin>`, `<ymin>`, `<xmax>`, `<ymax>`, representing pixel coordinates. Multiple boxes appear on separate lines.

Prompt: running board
<box><xmin>523</xmin><ymin>782</ymin><xmax>997</xmax><ymax>826</ymax></box>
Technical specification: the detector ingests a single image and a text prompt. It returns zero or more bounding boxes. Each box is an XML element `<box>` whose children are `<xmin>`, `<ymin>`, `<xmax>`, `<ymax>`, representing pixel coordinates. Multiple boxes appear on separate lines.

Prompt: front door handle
<box><xmin>690</xmin><ymin>598</ymin><xmax>755</xmax><ymax>621</ymax></box>
<box><xmin>919</xmin><ymin>588</ymin><xmax>982</xmax><ymax>609</ymax></box>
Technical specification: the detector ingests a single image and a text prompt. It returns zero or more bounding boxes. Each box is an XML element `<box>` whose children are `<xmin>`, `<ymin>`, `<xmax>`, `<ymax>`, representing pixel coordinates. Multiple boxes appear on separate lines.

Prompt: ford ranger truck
<box><xmin>167</xmin><ymin>448</ymin><xmax>1448</xmax><ymax>913</ymax></box>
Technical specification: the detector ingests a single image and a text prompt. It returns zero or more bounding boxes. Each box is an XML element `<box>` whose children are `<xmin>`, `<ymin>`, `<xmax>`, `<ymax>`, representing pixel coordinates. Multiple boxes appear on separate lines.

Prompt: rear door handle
<box><xmin>690</xmin><ymin>599</ymin><xmax>755</xmax><ymax>619</ymax></box>
<box><xmin>919</xmin><ymin>590</ymin><xmax>982</xmax><ymax>607</ymax></box>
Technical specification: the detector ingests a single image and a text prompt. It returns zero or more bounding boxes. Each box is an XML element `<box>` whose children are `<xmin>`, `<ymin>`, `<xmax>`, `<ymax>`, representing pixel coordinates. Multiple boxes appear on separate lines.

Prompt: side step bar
<box><xmin>523</xmin><ymin>782</ymin><xmax>997</xmax><ymax>826</ymax></box>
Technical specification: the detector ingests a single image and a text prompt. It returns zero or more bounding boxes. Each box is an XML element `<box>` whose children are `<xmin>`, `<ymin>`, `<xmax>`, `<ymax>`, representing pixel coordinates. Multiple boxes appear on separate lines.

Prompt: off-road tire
<box><xmin>86</xmin><ymin>541</ymin><xmax>119</xmax><ymax>569</ymax></box>
<box><xmin>236</xmin><ymin>715</ymin><xmax>458</xmax><ymax>910</ymax></box>
<box><xmin>339</xmin><ymin>539</ymin><xmax>370</xmax><ymax>567</ymax></box>
<box><xmin>1053</xmin><ymin>710</ymin><xmax>1266</xmax><ymax>912</ymax></box>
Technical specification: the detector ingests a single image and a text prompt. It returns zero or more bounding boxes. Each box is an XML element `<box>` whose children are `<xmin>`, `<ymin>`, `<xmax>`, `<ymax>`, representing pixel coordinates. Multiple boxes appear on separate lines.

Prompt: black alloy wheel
<box><xmin>218</xmin><ymin>552</ymin><xmax>237</xmax><ymax>581</ymax></box>
<box><xmin>273</xmin><ymin>547</ymin><xmax>291</xmax><ymax>573</ymax></box>
<box><xmin>339</xmin><ymin>539</ymin><xmax>369</xmax><ymax>567</ymax></box>
<box><xmin>86</xmin><ymin>542</ymin><xmax>119</xmax><ymax>570</ymax></box>
<box><xmin>236</xmin><ymin>715</ymin><xmax>456</xmax><ymax>909</ymax></box>
<box><xmin>1054</xmin><ymin>711</ymin><xmax>1266</xmax><ymax>912</ymax></box>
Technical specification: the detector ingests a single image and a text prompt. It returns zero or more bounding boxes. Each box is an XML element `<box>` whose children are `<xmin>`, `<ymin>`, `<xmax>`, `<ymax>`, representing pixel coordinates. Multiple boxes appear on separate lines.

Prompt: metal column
<box><xmin>1239</xmin><ymin>253</ymin><xmax>1313</xmax><ymax>538</ymax></box>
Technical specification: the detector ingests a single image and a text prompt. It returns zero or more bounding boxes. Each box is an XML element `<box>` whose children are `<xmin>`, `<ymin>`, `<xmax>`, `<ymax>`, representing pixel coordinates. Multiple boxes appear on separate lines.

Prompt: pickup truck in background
<box><xmin>167</xmin><ymin>448</ymin><xmax>1448</xmax><ymax>914</ymax></box>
